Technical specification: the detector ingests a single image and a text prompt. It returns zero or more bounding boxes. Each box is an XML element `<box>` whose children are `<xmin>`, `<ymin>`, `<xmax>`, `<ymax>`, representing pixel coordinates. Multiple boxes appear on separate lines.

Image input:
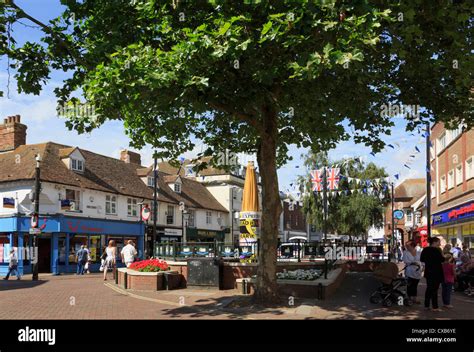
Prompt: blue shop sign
<box><xmin>0</xmin><ymin>216</ymin><xmax>143</xmax><ymax>236</ymax></box>
<box><xmin>432</xmin><ymin>201</ymin><xmax>474</xmax><ymax>226</ymax></box>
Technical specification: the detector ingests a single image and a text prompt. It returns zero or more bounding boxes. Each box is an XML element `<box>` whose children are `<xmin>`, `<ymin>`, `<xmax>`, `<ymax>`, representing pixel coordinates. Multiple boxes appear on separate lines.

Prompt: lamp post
<box><xmin>152</xmin><ymin>154</ymin><xmax>159</xmax><ymax>258</ymax></box>
<box><xmin>179</xmin><ymin>201</ymin><xmax>188</xmax><ymax>243</ymax></box>
<box><xmin>425</xmin><ymin>121</ymin><xmax>432</xmax><ymax>239</ymax></box>
<box><xmin>32</xmin><ymin>154</ymin><xmax>41</xmax><ymax>281</ymax></box>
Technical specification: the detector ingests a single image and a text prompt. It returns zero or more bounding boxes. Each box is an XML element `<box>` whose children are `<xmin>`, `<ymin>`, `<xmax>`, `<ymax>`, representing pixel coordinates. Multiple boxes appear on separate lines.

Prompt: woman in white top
<box><xmin>103</xmin><ymin>240</ymin><xmax>117</xmax><ymax>281</ymax></box>
<box><xmin>402</xmin><ymin>240</ymin><xmax>423</xmax><ymax>304</ymax></box>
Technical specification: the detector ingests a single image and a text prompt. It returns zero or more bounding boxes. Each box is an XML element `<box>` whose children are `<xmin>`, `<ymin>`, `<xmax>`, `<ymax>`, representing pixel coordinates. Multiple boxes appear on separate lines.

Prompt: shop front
<box><xmin>0</xmin><ymin>215</ymin><xmax>144</xmax><ymax>276</ymax></box>
<box><xmin>432</xmin><ymin>200</ymin><xmax>474</xmax><ymax>251</ymax></box>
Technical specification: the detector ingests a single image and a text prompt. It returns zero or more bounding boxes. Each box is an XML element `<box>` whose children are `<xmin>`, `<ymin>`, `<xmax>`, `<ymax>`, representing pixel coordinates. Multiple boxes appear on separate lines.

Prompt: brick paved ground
<box><xmin>0</xmin><ymin>272</ymin><xmax>472</xmax><ymax>319</ymax></box>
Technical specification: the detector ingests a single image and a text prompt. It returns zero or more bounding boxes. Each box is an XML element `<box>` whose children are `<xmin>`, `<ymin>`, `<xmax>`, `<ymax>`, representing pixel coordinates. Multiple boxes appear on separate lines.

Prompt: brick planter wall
<box><xmin>117</xmin><ymin>269</ymin><xmax>164</xmax><ymax>291</ymax></box>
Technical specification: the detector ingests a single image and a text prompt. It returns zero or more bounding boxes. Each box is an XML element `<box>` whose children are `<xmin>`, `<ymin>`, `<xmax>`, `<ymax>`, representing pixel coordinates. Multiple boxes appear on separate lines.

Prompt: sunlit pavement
<box><xmin>0</xmin><ymin>272</ymin><xmax>472</xmax><ymax>320</ymax></box>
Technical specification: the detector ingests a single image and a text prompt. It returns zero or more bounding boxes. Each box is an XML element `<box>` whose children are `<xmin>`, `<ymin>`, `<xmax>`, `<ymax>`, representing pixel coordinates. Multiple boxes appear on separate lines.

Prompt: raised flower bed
<box><xmin>276</xmin><ymin>269</ymin><xmax>322</xmax><ymax>281</ymax></box>
<box><xmin>117</xmin><ymin>259</ymin><xmax>184</xmax><ymax>291</ymax></box>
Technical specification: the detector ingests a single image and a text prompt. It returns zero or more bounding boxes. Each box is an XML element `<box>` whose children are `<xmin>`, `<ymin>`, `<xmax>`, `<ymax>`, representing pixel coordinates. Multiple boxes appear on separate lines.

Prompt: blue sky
<box><xmin>0</xmin><ymin>0</ymin><xmax>425</xmax><ymax>194</ymax></box>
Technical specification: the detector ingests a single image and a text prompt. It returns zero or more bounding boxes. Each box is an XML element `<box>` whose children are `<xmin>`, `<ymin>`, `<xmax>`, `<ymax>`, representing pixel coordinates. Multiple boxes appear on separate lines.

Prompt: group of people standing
<box><xmin>402</xmin><ymin>238</ymin><xmax>473</xmax><ymax>311</ymax></box>
<box><xmin>100</xmin><ymin>240</ymin><xmax>138</xmax><ymax>281</ymax></box>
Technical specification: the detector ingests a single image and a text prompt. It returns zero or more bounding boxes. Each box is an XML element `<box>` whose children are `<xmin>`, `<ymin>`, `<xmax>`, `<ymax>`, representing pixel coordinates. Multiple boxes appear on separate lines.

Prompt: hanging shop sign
<box><xmin>141</xmin><ymin>205</ymin><xmax>151</xmax><ymax>222</ymax></box>
<box><xmin>393</xmin><ymin>209</ymin><xmax>405</xmax><ymax>220</ymax></box>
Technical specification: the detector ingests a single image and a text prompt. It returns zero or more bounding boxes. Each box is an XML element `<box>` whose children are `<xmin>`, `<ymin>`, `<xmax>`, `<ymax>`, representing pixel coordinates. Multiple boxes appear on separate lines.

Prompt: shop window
<box><xmin>0</xmin><ymin>235</ymin><xmax>11</xmax><ymax>264</ymax></box>
<box><xmin>106</xmin><ymin>195</ymin><xmax>117</xmax><ymax>215</ymax></box>
<box><xmin>89</xmin><ymin>235</ymin><xmax>102</xmax><ymax>263</ymax></box>
<box><xmin>69</xmin><ymin>235</ymin><xmax>88</xmax><ymax>263</ymax></box>
<box><xmin>456</xmin><ymin>165</ymin><xmax>463</xmax><ymax>186</ymax></box>
<box><xmin>58</xmin><ymin>235</ymin><xmax>67</xmax><ymax>265</ymax></box>
<box><xmin>127</xmin><ymin>198</ymin><xmax>138</xmax><ymax>217</ymax></box>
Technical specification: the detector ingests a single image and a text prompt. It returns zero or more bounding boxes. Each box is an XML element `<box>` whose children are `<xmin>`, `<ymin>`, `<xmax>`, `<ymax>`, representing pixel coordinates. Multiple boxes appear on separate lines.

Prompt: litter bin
<box><xmin>187</xmin><ymin>257</ymin><xmax>223</xmax><ymax>289</ymax></box>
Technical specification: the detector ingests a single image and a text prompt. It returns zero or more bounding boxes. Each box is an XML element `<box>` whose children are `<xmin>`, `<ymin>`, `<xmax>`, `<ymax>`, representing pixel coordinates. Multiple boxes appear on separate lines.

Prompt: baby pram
<box><xmin>369</xmin><ymin>262</ymin><xmax>412</xmax><ymax>307</ymax></box>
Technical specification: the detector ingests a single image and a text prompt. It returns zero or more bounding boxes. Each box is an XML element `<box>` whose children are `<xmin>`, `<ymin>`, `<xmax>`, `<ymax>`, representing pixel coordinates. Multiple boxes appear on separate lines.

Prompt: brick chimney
<box><xmin>0</xmin><ymin>115</ymin><xmax>27</xmax><ymax>152</ymax></box>
<box><xmin>120</xmin><ymin>149</ymin><xmax>141</xmax><ymax>165</ymax></box>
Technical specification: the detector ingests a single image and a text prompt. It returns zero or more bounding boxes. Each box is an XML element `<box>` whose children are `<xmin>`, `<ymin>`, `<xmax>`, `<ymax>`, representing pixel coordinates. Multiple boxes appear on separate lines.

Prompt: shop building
<box><xmin>384</xmin><ymin>178</ymin><xmax>426</xmax><ymax>244</ymax></box>
<box><xmin>430</xmin><ymin>122</ymin><xmax>474</xmax><ymax>249</ymax></box>
<box><xmin>158</xmin><ymin>157</ymin><xmax>259</xmax><ymax>244</ymax></box>
<box><xmin>279</xmin><ymin>194</ymin><xmax>309</xmax><ymax>242</ymax></box>
<box><xmin>136</xmin><ymin>165</ymin><xmax>229</xmax><ymax>249</ymax></box>
<box><xmin>0</xmin><ymin>116</ymin><xmax>151</xmax><ymax>275</ymax></box>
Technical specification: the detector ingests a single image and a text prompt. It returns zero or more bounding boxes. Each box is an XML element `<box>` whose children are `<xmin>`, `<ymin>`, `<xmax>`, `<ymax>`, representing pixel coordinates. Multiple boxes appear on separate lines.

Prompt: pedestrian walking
<box><xmin>402</xmin><ymin>240</ymin><xmax>423</xmax><ymax>304</ymax></box>
<box><xmin>103</xmin><ymin>240</ymin><xmax>117</xmax><ymax>281</ymax></box>
<box><xmin>121</xmin><ymin>240</ymin><xmax>137</xmax><ymax>268</ymax></box>
<box><xmin>3</xmin><ymin>249</ymin><xmax>20</xmax><ymax>280</ymax></box>
<box><xmin>420</xmin><ymin>237</ymin><xmax>445</xmax><ymax>312</ymax></box>
<box><xmin>83</xmin><ymin>244</ymin><xmax>91</xmax><ymax>274</ymax></box>
<box><xmin>396</xmin><ymin>242</ymin><xmax>403</xmax><ymax>263</ymax></box>
<box><xmin>441</xmin><ymin>253</ymin><xmax>455</xmax><ymax>309</ymax></box>
<box><xmin>76</xmin><ymin>245</ymin><xmax>88</xmax><ymax>275</ymax></box>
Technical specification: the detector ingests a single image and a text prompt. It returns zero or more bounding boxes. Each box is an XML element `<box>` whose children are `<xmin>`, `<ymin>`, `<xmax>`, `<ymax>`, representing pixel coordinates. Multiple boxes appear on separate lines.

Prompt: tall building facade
<box><xmin>430</xmin><ymin>122</ymin><xmax>474</xmax><ymax>249</ymax></box>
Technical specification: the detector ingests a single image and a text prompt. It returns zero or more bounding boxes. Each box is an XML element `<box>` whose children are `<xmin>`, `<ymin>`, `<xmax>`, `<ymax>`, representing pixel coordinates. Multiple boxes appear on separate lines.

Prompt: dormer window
<box><xmin>71</xmin><ymin>158</ymin><xmax>84</xmax><ymax>172</ymax></box>
<box><xmin>174</xmin><ymin>183</ymin><xmax>181</xmax><ymax>193</ymax></box>
<box><xmin>147</xmin><ymin>176</ymin><xmax>154</xmax><ymax>187</ymax></box>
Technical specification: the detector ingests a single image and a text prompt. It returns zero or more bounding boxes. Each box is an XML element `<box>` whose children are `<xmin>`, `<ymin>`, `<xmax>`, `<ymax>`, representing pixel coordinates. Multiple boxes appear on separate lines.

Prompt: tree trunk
<box><xmin>254</xmin><ymin>105</ymin><xmax>282</xmax><ymax>304</ymax></box>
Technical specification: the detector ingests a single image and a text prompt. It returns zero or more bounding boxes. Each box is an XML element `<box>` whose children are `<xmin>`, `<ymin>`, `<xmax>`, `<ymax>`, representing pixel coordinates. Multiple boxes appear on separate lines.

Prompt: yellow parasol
<box><xmin>239</xmin><ymin>161</ymin><xmax>260</xmax><ymax>247</ymax></box>
<box><xmin>241</xmin><ymin>161</ymin><xmax>259</xmax><ymax>212</ymax></box>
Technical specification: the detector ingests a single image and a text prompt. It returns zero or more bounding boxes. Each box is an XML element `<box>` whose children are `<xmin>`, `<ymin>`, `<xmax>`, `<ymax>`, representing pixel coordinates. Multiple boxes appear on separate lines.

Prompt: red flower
<box><xmin>129</xmin><ymin>259</ymin><xmax>169</xmax><ymax>272</ymax></box>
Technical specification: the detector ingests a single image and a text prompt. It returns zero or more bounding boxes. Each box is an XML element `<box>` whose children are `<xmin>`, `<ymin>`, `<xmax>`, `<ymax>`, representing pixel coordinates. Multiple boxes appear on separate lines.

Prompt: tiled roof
<box><xmin>0</xmin><ymin>142</ymin><xmax>155</xmax><ymax>200</ymax></box>
<box><xmin>137</xmin><ymin>167</ymin><xmax>228</xmax><ymax>213</ymax></box>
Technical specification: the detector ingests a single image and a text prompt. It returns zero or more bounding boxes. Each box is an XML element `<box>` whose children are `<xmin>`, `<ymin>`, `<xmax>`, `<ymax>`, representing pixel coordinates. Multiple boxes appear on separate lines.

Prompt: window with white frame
<box><xmin>437</xmin><ymin>132</ymin><xmax>446</xmax><ymax>152</ymax></box>
<box><xmin>467</xmin><ymin>157</ymin><xmax>474</xmax><ymax>180</ymax></box>
<box><xmin>406</xmin><ymin>210</ymin><xmax>413</xmax><ymax>223</ymax></box>
<box><xmin>166</xmin><ymin>205</ymin><xmax>175</xmax><ymax>224</ymax></box>
<box><xmin>127</xmin><ymin>198</ymin><xmax>138</xmax><ymax>217</ymax></box>
<box><xmin>431</xmin><ymin>182</ymin><xmax>436</xmax><ymax>198</ymax></box>
<box><xmin>174</xmin><ymin>183</ymin><xmax>181</xmax><ymax>193</ymax></box>
<box><xmin>187</xmin><ymin>209</ymin><xmax>195</xmax><ymax>227</ymax></box>
<box><xmin>65</xmin><ymin>189</ymin><xmax>81</xmax><ymax>211</ymax></box>
<box><xmin>105</xmin><ymin>195</ymin><xmax>117</xmax><ymax>214</ymax></box>
<box><xmin>206</xmin><ymin>211</ymin><xmax>212</xmax><ymax>224</ymax></box>
<box><xmin>147</xmin><ymin>176</ymin><xmax>154</xmax><ymax>187</ymax></box>
<box><xmin>440</xmin><ymin>175</ymin><xmax>447</xmax><ymax>194</ymax></box>
<box><xmin>71</xmin><ymin>158</ymin><xmax>84</xmax><ymax>172</ymax></box>
<box><xmin>448</xmin><ymin>170</ymin><xmax>454</xmax><ymax>189</ymax></box>
<box><xmin>450</xmin><ymin>126</ymin><xmax>462</xmax><ymax>141</ymax></box>
<box><xmin>456</xmin><ymin>165</ymin><xmax>463</xmax><ymax>186</ymax></box>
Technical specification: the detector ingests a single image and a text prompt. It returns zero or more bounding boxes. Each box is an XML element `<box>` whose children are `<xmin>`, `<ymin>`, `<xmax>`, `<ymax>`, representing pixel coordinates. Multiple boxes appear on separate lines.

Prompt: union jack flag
<box><xmin>326</xmin><ymin>168</ymin><xmax>340</xmax><ymax>190</ymax></box>
<box><xmin>311</xmin><ymin>169</ymin><xmax>323</xmax><ymax>192</ymax></box>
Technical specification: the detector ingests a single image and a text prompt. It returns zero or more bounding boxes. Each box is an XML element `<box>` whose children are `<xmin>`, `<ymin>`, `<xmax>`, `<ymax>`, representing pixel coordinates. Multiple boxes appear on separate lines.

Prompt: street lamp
<box><xmin>179</xmin><ymin>201</ymin><xmax>189</xmax><ymax>243</ymax></box>
<box><xmin>32</xmin><ymin>153</ymin><xmax>42</xmax><ymax>281</ymax></box>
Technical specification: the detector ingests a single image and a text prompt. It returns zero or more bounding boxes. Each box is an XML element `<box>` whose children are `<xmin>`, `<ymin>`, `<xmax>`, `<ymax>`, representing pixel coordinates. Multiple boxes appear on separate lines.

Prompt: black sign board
<box><xmin>366</xmin><ymin>245</ymin><xmax>384</xmax><ymax>254</ymax></box>
<box><xmin>280</xmin><ymin>245</ymin><xmax>294</xmax><ymax>258</ymax></box>
<box><xmin>187</xmin><ymin>258</ymin><xmax>220</xmax><ymax>287</ymax></box>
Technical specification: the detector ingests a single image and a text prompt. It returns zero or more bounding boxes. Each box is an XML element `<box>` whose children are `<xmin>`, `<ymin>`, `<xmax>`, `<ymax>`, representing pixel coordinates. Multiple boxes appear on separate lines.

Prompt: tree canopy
<box><xmin>1</xmin><ymin>0</ymin><xmax>472</xmax><ymax>302</ymax></box>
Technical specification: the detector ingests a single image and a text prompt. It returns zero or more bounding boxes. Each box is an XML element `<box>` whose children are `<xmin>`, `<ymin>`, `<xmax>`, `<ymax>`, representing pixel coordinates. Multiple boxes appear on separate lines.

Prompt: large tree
<box><xmin>1</xmin><ymin>0</ymin><xmax>472</xmax><ymax>303</ymax></box>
